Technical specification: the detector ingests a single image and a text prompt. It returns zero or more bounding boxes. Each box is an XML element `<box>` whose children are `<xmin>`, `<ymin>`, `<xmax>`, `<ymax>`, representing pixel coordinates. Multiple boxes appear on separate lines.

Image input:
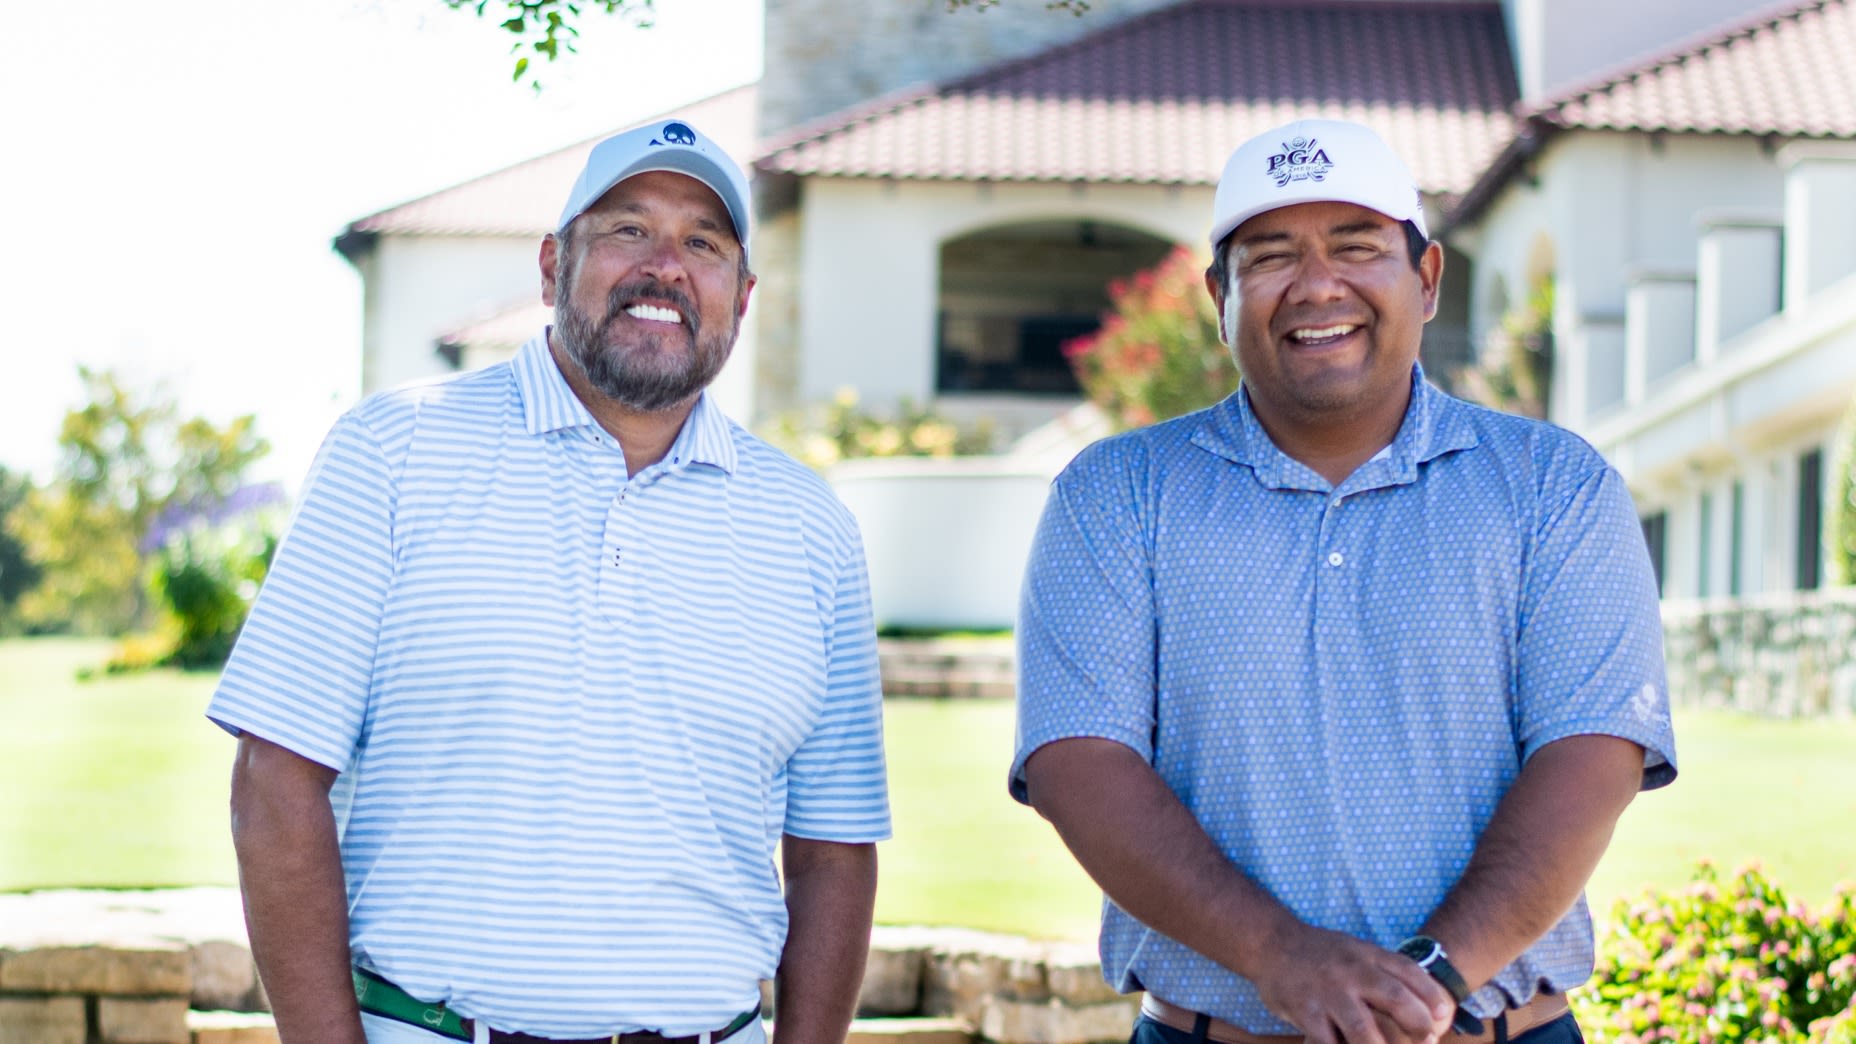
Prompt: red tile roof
<box><xmin>1535</xmin><ymin>0</ymin><xmax>1856</xmax><ymax>137</ymax></box>
<box><xmin>1448</xmin><ymin>0</ymin><xmax>1856</xmax><ymax>229</ymax></box>
<box><xmin>338</xmin><ymin>83</ymin><xmax>758</xmax><ymax>247</ymax></box>
<box><xmin>755</xmin><ymin>0</ymin><xmax>1520</xmax><ymax>198</ymax></box>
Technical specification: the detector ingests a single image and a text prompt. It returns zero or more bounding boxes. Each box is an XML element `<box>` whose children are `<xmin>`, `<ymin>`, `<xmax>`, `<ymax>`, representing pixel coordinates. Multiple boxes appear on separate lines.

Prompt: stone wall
<box><xmin>759</xmin><ymin>0</ymin><xmax>1174</xmax><ymax>136</ymax></box>
<box><xmin>0</xmin><ymin>891</ymin><xmax>1133</xmax><ymax>1044</ymax></box>
<box><xmin>862</xmin><ymin>926</ymin><xmax>1134</xmax><ymax>1044</ymax></box>
<box><xmin>1662</xmin><ymin>587</ymin><xmax>1856</xmax><ymax>717</ymax></box>
<box><xmin>0</xmin><ymin>890</ymin><xmax>267</xmax><ymax>1044</ymax></box>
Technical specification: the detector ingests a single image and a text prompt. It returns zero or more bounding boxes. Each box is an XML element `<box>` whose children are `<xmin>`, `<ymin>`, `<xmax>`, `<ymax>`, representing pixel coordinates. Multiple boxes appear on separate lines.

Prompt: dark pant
<box><xmin>1129</xmin><ymin>1011</ymin><xmax>1585</xmax><ymax>1044</ymax></box>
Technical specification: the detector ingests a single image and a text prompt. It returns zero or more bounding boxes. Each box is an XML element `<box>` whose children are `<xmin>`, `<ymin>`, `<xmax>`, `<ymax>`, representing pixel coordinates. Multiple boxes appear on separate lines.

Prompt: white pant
<box><xmin>361</xmin><ymin>1011</ymin><xmax>770</xmax><ymax>1044</ymax></box>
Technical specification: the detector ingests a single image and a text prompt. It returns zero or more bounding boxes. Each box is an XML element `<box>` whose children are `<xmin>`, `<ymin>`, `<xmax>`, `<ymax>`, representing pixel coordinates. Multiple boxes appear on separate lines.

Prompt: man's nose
<box><xmin>1288</xmin><ymin>251</ymin><xmax>1346</xmax><ymax>303</ymax></box>
<box><xmin>639</xmin><ymin>239</ymin><xmax>691</xmax><ymax>283</ymax></box>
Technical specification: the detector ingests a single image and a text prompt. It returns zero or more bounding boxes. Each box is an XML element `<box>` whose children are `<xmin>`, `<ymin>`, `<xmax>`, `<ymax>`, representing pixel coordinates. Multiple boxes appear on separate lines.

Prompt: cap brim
<box><xmin>562</xmin><ymin>149</ymin><xmax>752</xmax><ymax>257</ymax></box>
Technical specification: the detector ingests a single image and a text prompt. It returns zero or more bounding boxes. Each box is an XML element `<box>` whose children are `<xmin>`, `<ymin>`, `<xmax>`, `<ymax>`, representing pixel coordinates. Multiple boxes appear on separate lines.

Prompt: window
<box><xmin>936</xmin><ymin>220</ymin><xmax>1173</xmax><ymax>397</ymax></box>
<box><xmin>1641</xmin><ymin>510</ymin><xmax>1668</xmax><ymax>596</ymax></box>
<box><xmin>1729</xmin><ymin>480</ymin><xmax>1744</xmax><ymax>596</ymax></box>
<box><xmin>1797</xmin><ymin>447</ymin><xmax>1824</xmax><ymax>590</ymax></box>
<box><xmin>1698</xmin><ymin>490</ymin><xmax>1714</xmax><ymax>597</ymax></box>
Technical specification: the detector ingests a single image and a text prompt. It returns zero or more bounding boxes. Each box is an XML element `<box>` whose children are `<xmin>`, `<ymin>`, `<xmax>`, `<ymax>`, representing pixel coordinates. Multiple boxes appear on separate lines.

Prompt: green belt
<box><xmin>354</xmin><ymin>967</ymin><xmax>471</xmax><ymax>1040</ymax></box>
<box><xmin>352</xmin><ymin>966</ymin><xmax>762</xmax><ymax>1042</ymax></box>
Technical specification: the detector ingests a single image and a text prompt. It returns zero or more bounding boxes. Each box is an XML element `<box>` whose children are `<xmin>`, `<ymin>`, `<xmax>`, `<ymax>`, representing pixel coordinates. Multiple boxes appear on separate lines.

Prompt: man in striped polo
<box><xmin>210</xmin><ymin>120</ymin><xmax>890</xmax><ymax>1044</ymax></box>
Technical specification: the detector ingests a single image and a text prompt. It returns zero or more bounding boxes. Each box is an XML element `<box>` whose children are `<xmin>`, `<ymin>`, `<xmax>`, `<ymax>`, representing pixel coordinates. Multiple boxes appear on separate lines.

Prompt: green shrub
<box><xmin>1573</xmin><ymin>863</ymin><xmax>1856</xmax><ymax>1044</ymax></box>
<box><xmin>103</xmin><ymin>484</ymin><xmax>284</xmax><ymax>673</ymax></box>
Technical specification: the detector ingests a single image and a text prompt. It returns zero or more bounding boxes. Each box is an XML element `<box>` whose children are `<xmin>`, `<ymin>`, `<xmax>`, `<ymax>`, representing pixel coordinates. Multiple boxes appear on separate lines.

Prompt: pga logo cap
<box><xmin>1210</xmin><ymin>118</ymin><xmax>1427</xmax><ymax>247</ymax></box>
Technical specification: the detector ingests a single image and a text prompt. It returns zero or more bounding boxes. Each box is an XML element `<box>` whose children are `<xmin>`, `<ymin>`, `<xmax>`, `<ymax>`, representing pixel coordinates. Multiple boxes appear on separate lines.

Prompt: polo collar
<box><xmin>1189</xmin><ymin>365</ymin><xmax>1478</xmax><ymax>493</ymax></box>
<box><xmin>512</xmin><ymin>328</ymin><xmax>738</xmax><ymax>475</ymax></box>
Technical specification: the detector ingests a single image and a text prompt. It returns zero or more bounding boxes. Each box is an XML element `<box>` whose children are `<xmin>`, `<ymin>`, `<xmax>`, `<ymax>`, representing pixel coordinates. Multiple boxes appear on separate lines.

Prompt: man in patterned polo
<box><xmin>1011</xmin><ymin>118</ymin><xmax>1676</xmax><ymax>1044</ymax></box>
<box><xmin>211</xmin><ymin>120</ymin><xmax>889</xmax><ymax>1044</ymax></box>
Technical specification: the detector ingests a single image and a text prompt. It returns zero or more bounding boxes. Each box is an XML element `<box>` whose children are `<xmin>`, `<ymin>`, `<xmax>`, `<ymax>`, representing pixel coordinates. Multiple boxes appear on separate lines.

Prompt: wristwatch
<box><xmin>1396</xmin><ymin>935</ymin><xmax>1485</xmax><ymax>1035</ymax></box>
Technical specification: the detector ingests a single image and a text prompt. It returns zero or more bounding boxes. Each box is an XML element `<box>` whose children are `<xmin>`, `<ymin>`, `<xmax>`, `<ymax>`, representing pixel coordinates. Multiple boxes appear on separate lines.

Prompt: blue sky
<box><xmin>0</xmin><ymin>0</ymin><xmax>761</xmax><ymax>488</ymax></box>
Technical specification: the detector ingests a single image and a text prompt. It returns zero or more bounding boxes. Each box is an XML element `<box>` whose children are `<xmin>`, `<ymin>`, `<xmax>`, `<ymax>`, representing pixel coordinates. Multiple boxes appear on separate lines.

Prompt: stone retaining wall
<box><xmin>877</xmin><ymin>594</ymin><xmax>1856</xmax><ymax>719</ymax></box>
<box><xmin>0</xmin><ymin>890</ymin><xmax>264</xmax><ymax>1043</ymax></box>
<box><xmin>0</xmin><ymin>891</ymin><xmax>1132</xmax><ymax>1044</ymax></box>
<box><xmin>1662</xmin><ymin>587</ymin><xmax>1856</xmax><ymax>717</ymax></box>
<box><xmin>878</xmin><ymin>637</ymin><xmax>1014</xmax><ymax>700</ymax></box>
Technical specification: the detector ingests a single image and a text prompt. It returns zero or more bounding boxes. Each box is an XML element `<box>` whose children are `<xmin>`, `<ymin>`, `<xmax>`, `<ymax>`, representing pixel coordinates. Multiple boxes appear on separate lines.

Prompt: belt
<box><xmin>1141</xmin><ymin>993</ymin><xmax>1571</xmax><ymax>1044</ymax></box>
<box><xmin>353</xmin><ymin>967</ymin><xmax>761</xmax><ymax>1044</ymax></box>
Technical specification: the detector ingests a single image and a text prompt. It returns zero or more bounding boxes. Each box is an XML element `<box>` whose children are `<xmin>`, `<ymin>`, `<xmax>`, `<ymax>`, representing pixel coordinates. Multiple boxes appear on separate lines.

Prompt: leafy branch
<box><xmin>441</xmin><ymin>0</ymin><xmax>655</xmax><ymax>86</ymax></box>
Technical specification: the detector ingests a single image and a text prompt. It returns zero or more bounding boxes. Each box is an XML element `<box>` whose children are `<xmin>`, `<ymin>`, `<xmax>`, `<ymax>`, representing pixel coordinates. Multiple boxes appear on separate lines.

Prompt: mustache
<box><xmin>600</xmin><ymin>280</ymin><xmax>699</xmax><ymax>337</ymax></box>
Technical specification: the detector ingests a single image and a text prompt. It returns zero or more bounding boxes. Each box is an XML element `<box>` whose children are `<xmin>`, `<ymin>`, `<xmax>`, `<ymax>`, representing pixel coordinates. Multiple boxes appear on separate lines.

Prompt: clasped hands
<box><xmin>1250</xmin><ymin>923</ymin><xmax>1459</xmax><ymax>1044</ymax></box>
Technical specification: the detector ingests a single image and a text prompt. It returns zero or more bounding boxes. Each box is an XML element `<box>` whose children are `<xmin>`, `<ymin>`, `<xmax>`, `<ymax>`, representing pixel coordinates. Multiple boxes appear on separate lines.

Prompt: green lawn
<box><xmin>0</xmin><ymin>638</ymin><xmax>238</xmax><ymax>890</ymax></box>
<box><xmin>2</xmin><ymin>637</ymin><xmax>1852</xmax><ymax>943</ymax></box>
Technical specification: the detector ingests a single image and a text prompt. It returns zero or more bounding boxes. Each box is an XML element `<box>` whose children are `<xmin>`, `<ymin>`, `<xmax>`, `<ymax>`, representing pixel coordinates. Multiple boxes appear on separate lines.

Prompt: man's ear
<box><xmin>1419</xmin><ymin>240</ymin><xmax>1444</xmax><ymax>323</ymax></box>
<box><xmin>737</xmin><ymin>274</ymin><xmax>757</xmax><ymax>319</ymax></box>
<box><xmin>540</xmin><ymin>234</ymin><xmax>562</xmax><ymax>308</ymax></box>
<box><xmin>1204</xmin><ymin>265</ymin><xmax>1235</xmax><ymax>347</ymax></box>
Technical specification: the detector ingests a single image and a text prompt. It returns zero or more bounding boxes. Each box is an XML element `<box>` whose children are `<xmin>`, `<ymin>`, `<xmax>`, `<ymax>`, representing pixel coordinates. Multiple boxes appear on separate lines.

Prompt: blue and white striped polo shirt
<box><xmin>1012</xmin><ymin>368</ymin><xmax>1677</xmax><ymax>1027</ymax></box>
<box><xmin>209</xmin><ymin>332</ymin><xmax>890</xmax><ymax>1038</ymax></box>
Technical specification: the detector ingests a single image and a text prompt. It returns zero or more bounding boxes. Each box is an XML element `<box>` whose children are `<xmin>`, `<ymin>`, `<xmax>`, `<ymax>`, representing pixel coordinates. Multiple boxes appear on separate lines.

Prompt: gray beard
<box><xmin>553</xmin><ymin>269</ymin><xmax>737</xmax><ymax>413</ymax></box>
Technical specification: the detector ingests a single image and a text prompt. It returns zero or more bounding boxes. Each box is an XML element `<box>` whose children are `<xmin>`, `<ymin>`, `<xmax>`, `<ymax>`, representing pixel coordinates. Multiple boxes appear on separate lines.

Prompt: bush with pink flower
<box><xmin>1573</xmin><ymin>863</ymin><xmax>1856</xmax><ymax>1043</ymax></box>
<box><xmin>1062</xmin><ymin>246</ymin><xmax>1238</xmax><ymax>431</ymax></box>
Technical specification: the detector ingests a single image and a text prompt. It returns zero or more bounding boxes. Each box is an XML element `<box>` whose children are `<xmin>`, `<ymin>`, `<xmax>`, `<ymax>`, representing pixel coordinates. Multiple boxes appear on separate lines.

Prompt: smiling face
<box><xmin>1207</xmin><ymin>200</ymin><xmax>1441</xmax><ymax>441</ymax></box>
<box><xmin>541</xmin><ymin>169</ymin><xmax>755</xmax><ymax>414</ymax></box>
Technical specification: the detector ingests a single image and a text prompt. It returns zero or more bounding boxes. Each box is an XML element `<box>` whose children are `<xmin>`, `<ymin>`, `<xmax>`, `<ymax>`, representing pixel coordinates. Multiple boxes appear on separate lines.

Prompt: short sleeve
<box><xmin>205</xmin><ymin>412</ymin><xmax>397</xmax><ymax>772</ymax></box>
<box><xmin>782</xmin><ymin>526</ymin><xmax>891</xmax><ymax>842</ymax></box>
<box><xmin>1515</xmin><ymin>465</ymin><xmax>1677</xmax><ymax>790</ymax></box>
<box><xmin>1009</xmin><ymin>451</ymin><xmax>1159</xmax><ymax>805</ymax></box>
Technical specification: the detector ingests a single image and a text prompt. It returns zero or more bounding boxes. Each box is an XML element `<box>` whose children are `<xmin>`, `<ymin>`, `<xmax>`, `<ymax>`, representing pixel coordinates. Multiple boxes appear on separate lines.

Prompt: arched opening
<box><xmin>936</xmin><ymin>220</ymin><xmax>1175</xmax><ymax>397</ymax></box>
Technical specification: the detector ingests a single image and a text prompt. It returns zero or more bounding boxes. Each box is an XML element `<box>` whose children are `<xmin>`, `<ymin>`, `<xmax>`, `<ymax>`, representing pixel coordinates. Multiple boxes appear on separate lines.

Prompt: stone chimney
<box><xmin>758</xmin><ymin>0</ymin><xmax>1174</xmax><ymax>136</ymax></box>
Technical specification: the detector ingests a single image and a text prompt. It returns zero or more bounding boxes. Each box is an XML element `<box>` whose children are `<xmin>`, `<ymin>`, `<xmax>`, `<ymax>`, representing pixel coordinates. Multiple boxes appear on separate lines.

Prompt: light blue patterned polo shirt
<box><xmin>1011</xmin><ymin>367</ymin><xmax>1675</xmax><ymax>1027</ymax></box>
<box><xmin>209</xmin><ymin>332</ymin><xmax>890</xmax><ymax>1038</ymax></box>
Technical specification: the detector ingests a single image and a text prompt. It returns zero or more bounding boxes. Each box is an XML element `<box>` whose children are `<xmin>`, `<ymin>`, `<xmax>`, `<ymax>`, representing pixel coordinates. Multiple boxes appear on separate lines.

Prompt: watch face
<box><xmin>1398</xmin><ymin>936</ymin><xmax>1443</xmax><ymax>965</ymax></box>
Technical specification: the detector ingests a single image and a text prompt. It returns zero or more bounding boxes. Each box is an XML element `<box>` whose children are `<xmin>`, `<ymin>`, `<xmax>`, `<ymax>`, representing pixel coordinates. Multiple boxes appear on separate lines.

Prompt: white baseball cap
<box><xmin>557</xmin><ymin>118</ymin><xmax>753</xmax><ymax>263</ymax></box>
<box><xmin>1209</xmin><ymin>118</ymin><xmax>1427</xmax><ymax>248</ymax></box>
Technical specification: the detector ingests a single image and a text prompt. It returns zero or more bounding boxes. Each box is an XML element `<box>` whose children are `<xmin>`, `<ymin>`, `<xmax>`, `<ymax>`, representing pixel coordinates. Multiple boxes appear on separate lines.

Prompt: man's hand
<box><xmin>1024</xmin><ymin>739</ymin><xmax>1451</xmax><ymax>1044</ymax></box>
<box><xmin>1250</xmin><ymin>923</ymin><xmax>1453</xmax><ymax>1044</ymax></box>
<box><xmin>772</xmin><ymin>837</ymin><xmax>877</xmax><ymax>1044</ymax></box>
<box><xmin>229</xmin><ymin>733</ymin><xmax>364</xmax><ymax>1044</ymax></box>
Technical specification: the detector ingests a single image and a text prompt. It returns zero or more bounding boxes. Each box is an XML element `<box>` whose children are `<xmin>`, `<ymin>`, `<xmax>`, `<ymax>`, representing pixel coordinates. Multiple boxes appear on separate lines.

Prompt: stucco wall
<box><xmin>359</xmin><ymin>234</ymin><xmax>539</xmax><ymax>394</ymax></box>
<box><xmin>793</xmin><ymin>177</ymin><xmax>1210</xmax><ymax>411</ymax></box>
<box><xmin>1460</xmin><ymin>130</ymin><xmax>1856</xmax><ymax>600</ymax></box>
<box><xmin>1503</xmin><ymin>0</ymin><xmax>1767</xmax><ymax>103</ymax></box>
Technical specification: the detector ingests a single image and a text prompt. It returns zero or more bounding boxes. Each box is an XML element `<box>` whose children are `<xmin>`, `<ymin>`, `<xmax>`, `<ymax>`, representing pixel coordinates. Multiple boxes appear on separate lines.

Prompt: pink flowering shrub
<box><xmin>1063</xmin><ymin>247</ymin><xmax>1237</xmax><ymax>431</ymax></box>
<box><xmin>1572</xmin><ymin>863</ymin><xmax>1856</xmax><ymax>1043</ymax></box>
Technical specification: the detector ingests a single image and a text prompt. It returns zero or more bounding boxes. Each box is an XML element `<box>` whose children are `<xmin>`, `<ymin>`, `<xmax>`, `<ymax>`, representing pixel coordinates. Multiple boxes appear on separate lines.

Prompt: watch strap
<box><xmin>1396</xmin><ymin>935</ymin><xmax>1484</xmax><ymax>1035</ymax></box>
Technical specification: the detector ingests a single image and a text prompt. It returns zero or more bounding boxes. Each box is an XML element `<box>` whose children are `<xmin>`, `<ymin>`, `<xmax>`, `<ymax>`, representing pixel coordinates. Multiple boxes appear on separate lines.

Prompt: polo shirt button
<box><xmin>1327</xmin><ymin>551</ymin><xmax>1344</xmax><ymax>567</ymax></box>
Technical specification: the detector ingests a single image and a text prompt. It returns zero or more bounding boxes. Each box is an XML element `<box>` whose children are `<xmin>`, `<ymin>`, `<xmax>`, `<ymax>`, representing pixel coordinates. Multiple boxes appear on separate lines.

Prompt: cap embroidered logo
<box><xmin>661</xmin><ymin>122</ymin><xmax>697</xmax><ymax>146</ymax></box>
<box><xmin>1265</xmin><ymin>136</ymin><xmax>1333</xmax><ymax>187</ymax></box>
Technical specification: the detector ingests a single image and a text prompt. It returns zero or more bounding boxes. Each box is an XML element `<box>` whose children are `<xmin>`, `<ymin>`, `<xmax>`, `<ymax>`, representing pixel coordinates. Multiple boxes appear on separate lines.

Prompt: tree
<box><xmin>0</xmin><ymin>466</ymin><xmax>41</xmax><ymax>633</ymax></box>
<box><xmin>446</xmin><ymin>0</ymin><xmax>1089</xmax><ymax>84</ymax></box>
<box><xmin>7</xmin><ymin>368</ymin><xmax>270</xmax><ymax>636</ymax></box>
